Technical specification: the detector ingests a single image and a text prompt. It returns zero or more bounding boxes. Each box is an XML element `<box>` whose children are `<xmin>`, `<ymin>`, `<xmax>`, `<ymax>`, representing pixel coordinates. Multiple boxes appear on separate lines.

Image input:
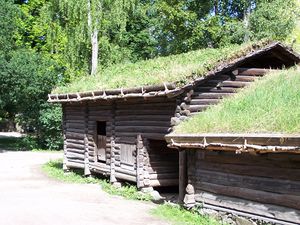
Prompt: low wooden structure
<box><xmin>166</xmin><ymin>134</ymin><xmax>300</xmax><ymax>224</ymax></box>
<box><xmin>48</xmin><ymin>42</ymin><xmax>300</xmax><ymax>190</ymax></box>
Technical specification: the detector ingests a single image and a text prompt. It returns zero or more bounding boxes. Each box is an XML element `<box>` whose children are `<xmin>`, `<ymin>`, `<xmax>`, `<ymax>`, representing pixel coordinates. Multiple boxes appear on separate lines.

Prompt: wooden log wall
<box><xmin>145</xmin><ymin>139</ymin><xmax>179</xmax><ymax>187</ymax></box>
<box><xmin>187</xmin><ymin>150</ymin><xmax>300</xmax><ymax>223</ymax></box>
<box><xmin>173</xmin><ymin>68</ymin><xmax>268</xmax><ymax>122</ymax></box>
<box><xmin>113</xmin><ymin>97</ymin><xmax>179</xmax><ymax>186</ymax></box>
<box><xmin>87</xmin><ymin>101</ymin><xmax>113</xmax><ymax>175</ymax></box>
<box><xmin>64</xmin><ymin>103</ymin><xmax>86</xmax><ymax>169</ymax></box>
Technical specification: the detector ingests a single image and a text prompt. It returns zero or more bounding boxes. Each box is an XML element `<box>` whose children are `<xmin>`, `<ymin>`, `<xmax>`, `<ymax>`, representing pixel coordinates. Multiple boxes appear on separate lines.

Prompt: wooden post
<box><xmin>84</xmin><ymin>103</ymin><xmax>91</xmax><ymax>176</ymax></box>
<box><xmin>179</xmin><ymin>149</ymin><xmax>187</xmax><ymax>203</ymax></box>
<box><xmin>136</xmin><ymin>134</ymin><xmax>144</xmax><ymax>188</ymax></box>
<box><xmin>110</xmin><ymin>102</ymin><xmax>117</xmax><ymax>183</ymax></box>
<box><xmin>62</xmin><ymin>105</ymin><xmax>69</xmax><ymax>172</ymax></box>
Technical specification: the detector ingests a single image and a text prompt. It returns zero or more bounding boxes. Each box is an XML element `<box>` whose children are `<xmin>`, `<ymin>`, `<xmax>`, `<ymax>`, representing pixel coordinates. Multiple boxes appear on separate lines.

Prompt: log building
<box><xmin>166</xmin><ymin>134</ymin><xmax>300</xmax><ymax>225</ymax></box>
<box><xmin>48</xmin><ymin>42</ymin><xmax>300</xmax><ymax>191</ymax></box>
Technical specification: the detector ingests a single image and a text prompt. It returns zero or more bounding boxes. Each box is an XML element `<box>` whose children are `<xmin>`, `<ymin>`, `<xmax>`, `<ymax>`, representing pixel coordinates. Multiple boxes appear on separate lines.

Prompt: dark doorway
<box><xmin>96</xmin><ymin>121</ymin><xmax>106</xmax><ymax>162</ymax></box>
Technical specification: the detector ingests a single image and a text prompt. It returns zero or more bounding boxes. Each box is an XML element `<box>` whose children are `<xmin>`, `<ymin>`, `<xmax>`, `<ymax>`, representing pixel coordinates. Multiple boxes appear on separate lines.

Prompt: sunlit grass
<box><xmin>42</xmin><ymin>159</ymin><xmax>152</xmax><ymax>201</ymax></box>
<box><xmin>53</xmin><ymin>41</ymin><xmax>272</xmax><ymax>93</ymax></box>
<box><xmin>175</xmin><ymin>67</ymin><xmax>300</xmax><ymax>134</ymax></box>
<box><xmin>151</xmin><ymin>204</ymin><xmax>222</xmax><ymax>225</ymax></box>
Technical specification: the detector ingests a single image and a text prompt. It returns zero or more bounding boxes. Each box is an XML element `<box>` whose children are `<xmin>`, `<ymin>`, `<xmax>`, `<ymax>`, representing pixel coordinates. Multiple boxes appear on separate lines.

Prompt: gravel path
<box><xmin>0</xmin><ymin>150</ymin><xmax>169</xmax><ymax>225</ymax></box>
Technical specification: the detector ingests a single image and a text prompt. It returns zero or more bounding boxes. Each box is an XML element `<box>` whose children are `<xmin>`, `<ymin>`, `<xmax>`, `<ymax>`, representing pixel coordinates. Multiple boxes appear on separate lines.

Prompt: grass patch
<box><xmin>53</xmin><ymin>41</ymin><xmax>273</xmax><ymax>93</ymax></box>
<box><xmin>175</xmin><ymin>67</ymin><xmax>300</xmax><ymax>134</ymax></box>
<box><xmin>151</xmin><ymin>204</ymin><xmax>222</xmax><ymax>225</ymax></box>
<box><xmin>42</xmin><ymin>159</ymin><xmax>152</xmax><ymax>201</ymax></box>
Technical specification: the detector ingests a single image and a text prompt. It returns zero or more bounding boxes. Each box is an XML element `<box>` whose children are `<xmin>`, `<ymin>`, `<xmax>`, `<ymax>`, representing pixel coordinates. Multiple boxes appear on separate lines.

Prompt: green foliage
<box><xmin>250</xmin><ymin>0</ymin><xmax>297</xmax><ymax>41</ymax></box>
<box><xmin>175</xmin><ymin>67</ymin><xmax>300</xmax><ymax>134</ymax></box>
<box><xmin>151</xmin><ymin>203</ymin><xmax>222</xmax><ymax>225</ymax></box>
<box><xmin>53</xmin><ymin>41</ymin><xmax>269</xmax><ymax>93</ymax></box>
<box><xmin>37</xmin><ymin>104</ymin><xmax>63</xmax><ymax>150</ymax></box>
<box><xmin>43</xmin><ymin>159</ymin><xmax>152</xmax><ymax>201</ymax></box>
<box><xmin>0</xmin><ymin>0</ymin><xmax>20</xmax><ymax>53</ymax></box>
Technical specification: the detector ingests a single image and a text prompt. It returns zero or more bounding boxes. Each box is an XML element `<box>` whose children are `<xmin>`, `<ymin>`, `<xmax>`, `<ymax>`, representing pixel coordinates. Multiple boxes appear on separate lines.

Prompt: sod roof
<box><xmin>49</xmin><ymin>41</ymin><xmax>300</xmax><ymax>102</ymax></box>
<box><xmin>174</xmin><ymin>67</ymin><xmax>300</xmax><ymax>135</ymax></box>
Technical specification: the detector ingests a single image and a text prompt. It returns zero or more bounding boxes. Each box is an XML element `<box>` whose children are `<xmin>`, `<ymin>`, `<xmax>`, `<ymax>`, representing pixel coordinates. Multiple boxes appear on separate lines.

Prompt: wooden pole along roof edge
<box><xmin>165</xmin><ymin>133</ymin><xmax>300</xmax><ymax>154</ymax></box>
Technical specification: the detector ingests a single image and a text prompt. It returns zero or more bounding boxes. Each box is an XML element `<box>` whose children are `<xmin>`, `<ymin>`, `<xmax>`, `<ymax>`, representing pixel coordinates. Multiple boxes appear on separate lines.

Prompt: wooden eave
<box><xmin>165</xmin><ymin>133</ymin><xmax>300</xmax><ymax>154</ymax></box>
<box><xmin>48</xmin><ymin>42</ymin><xmax>300</xmax><ymax>103</ymax></box>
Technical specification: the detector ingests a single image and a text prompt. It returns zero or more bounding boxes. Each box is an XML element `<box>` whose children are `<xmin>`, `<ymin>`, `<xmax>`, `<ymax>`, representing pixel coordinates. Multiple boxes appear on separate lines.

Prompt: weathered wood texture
<box><xmin>145</xmin><ymin>139</ymin><xmax>179</xmax><ymax>187</ymax></box>
<box><xmin>173</xmin><ymin>68</ymin><xmax>267</xmax><ymax>123</ymax></box>
<box><xmin>187</xmin><ymin>150</ymin><xmax>300</xmax><ymax>223</ymax></box>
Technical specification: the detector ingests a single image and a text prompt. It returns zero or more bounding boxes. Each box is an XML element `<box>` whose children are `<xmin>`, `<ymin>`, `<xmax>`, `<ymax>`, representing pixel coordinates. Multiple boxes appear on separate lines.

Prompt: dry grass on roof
<box><xmin>53</xmin><ymin>40</ymin><xmax>272</xmax><ymax>94</ymax></box>
<box><xmin>175</xmin><ymin>67</ymin><xmax>300</xmax><ymax>135</ymax></box>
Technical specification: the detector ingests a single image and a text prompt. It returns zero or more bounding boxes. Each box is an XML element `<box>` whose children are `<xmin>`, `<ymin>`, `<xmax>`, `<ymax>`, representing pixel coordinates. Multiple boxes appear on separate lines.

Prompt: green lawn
<box><xmin>42</xmin><ymin>159</ymin><xmax>151</xmax><ymax>201</ymax></box>
<box><xmin>175</xmin><ymin>67</ymin><xmax>300</xmax><ymax>134</ymax></box>
<box><xmin>151</xmin><ymin>204</ymin><xmax>222</xmax><ymax>225</ymax></box>
<box><xmin>53</xmin><ymin>41</ymin><xmax>272</xmax><ymax>94</ymax></box>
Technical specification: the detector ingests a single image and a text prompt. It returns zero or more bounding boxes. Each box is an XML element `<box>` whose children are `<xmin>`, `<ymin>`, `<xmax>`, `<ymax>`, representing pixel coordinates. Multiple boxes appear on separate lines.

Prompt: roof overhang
<box><xmin>165</xmin><ymin>133</ymin><xmax>300</xmax><ymax>154</ymax></box>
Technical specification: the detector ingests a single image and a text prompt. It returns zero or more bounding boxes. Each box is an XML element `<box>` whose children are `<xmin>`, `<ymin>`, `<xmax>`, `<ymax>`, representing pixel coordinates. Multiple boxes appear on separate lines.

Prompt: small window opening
<box><xmin>97</xmin><ymin>121</ymin><xmax>106</xmax><ymax>136</ymax></box>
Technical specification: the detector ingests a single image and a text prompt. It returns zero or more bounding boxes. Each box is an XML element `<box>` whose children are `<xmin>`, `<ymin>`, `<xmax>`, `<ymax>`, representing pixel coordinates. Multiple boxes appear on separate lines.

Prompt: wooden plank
<box><xmin>195</xmin><ymin>181</ymin><xmax>300</xmax><ymax>210</ymax></box>
<box><xmin>193</xmin><ymin>169</ymin><xmax>300</xmax><ymax>195</ymax></box>
<box><xmin>191</xmin><ymin>92</ymin><xmax>232</xmax><ymax>99</ymax></box>
<box><xmin>179</xmin><ymin>150</ymin><xmax>187</xmax><ymax>203</ymax></box>
<box><xmin>195</xmin><ymin>191</ymin><xmax>300</xmax><ymax>225</ymax></box>
<box><xmin>237</xmin><ymin>68</ymin><xmax>269</xmax><ymax>76</ymax></box>
<box><xmin>189</xmin><ymin>99</ymin><xmax>220</xmax><ymax>105</ymax></box>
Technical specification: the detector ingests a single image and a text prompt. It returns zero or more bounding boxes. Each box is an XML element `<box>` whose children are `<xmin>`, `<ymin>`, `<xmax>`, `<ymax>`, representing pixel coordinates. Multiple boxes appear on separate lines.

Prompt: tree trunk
<box><xmin>87</xmin><ymin>0</ymin><xmax>99</xmax><ymax>76</ymax></box>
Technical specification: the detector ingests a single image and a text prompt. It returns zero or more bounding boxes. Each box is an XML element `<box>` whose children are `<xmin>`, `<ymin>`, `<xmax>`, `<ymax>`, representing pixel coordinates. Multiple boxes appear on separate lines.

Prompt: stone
<box><xmin>150</xmin><ymin>190</ymin><xmax>163</xmax><ymax>201</ymax></box>
<box><xmin>112</xmin><ymin>182</ymin><xmax>122</xmax><ymax>189</ymax></box>
<box><xmin>140</xmin><ymin>187</ymin><xmax>154</xmax><ymax>193</ymax></box>
<box><xmin>236</xmin><ymin>216</ymin><xmax>256</xmax><ymax>225</ymax></box>
<box><xmin>186</xmin><ymin>184</ymin><xmax>195</xmax><ymax>194</ymax></box>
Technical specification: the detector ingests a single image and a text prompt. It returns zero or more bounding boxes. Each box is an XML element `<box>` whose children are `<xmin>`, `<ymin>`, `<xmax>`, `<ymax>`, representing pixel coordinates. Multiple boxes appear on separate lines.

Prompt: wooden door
<box><xmin>97</xmin><ymin>135</ymin><xmax>106</xmax><ymax>162</ymax></box>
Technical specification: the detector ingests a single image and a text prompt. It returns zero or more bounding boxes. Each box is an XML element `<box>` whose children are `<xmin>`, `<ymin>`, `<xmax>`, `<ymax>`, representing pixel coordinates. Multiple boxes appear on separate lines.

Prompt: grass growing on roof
<box><xmin>53</xmin><ymin>41</ymin><xmax>271</xmax><ymax>94</ymax></box>
<box><xmin>175</xmin><ymin>67</ymin><xmax>300</xmax><ymax>134</ymax></box>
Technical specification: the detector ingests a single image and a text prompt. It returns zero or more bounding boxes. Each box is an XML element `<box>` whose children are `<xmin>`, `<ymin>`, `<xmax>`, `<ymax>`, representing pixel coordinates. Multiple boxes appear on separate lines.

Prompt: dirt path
<box><xmin>0</xmin><ymin>151</ymin><xmax>169</xmax><ymax>225</ymax></box>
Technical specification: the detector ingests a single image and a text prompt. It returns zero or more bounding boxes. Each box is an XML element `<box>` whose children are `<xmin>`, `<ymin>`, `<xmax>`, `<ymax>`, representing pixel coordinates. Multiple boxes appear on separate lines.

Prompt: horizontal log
<box><xmin>149</xmin><ymin>179</ymin><xmax>178</xmax><ymax>187</ymax></box>
<box><xmin>67</xmin><ymin>139</ymin><xmax>85</xmax><ymax>145</ymax></box>
<box><xmin>194</xmin><ymin>87</ymin><xmax>238</xmax><ymax>93</ymax></box>
<box><xmin>66</xmin><ymin>143</ymin><xmax>85</xmax><ymax>150</ymax></box>
<box><xmin>116</xmin><ymin>103</ymin><xmax>176</xmax><ymax>110</ymax></box>
<box><xmin>188</xmin><ymin>105</ymin><xmax>210</xmax><ymax>112</ymax></box>
<box><xmin>115</xmin><ymin>167</ymin><xmax>136</xmax><ymax>176</ymax></box>
<box><xmin>115</xmin><ymin>115</ymin><xmax>173</xmax><ymax>121</ymax></box>
<box><xmin>203</xmin><ymin>152</ymin><xmax>300</xmax><ymax>169</ymax></box>
<box><xmin>193</xmin><ymin>169</ymin><xmax>300</xmax><ymax>195</ymax></box>
<box><xmin>149</xmin><ymin>173</ymin><xmax>178</xmax><ymax>179</ymax></box>
<box><xmin>195</xmin><ymin>191</ymin><xmax>300</xmax><ymax>224</ymax></box>
<box><xmin>206</xmin><ymin>80</ymin><xmax>250</xmax><ymax>88</ymax></box>
<box><xmin>66</xmin><ymin>161</ymin><xmax>84</xmax><ymax>169</ymax></box>
<box><xmin>115</xmin><ymin>121</ymin><xmax>171</xmax><ymax>127</ymax></box>
<box><xmin>115</xmin><ymin>126</ymin><xmax>169</xmax><ymax>133</ymax></box>
<box><xmin>237</xmin><ymin>68</ymin><xmax>269</xmax><ymax>76</ymax></box>
<box><xmin>189</xmin><ymin>99</ymin><xmax>220</xmax><ymax>105</ymax></box>
<box><xmin>195</xmin><ymin>181</ymin><xmax>300</xmax><ymax>210</ymax></box>
<box><xmin>65</xmin><ymin>132</ymin><xmax>85</xmax><ymax>139</ymax></box>
<box><xmin>115</xmin><ymin>132</ymin><xmax>166</xmax><ymax>139</ymax></box>
<box><xmin>67</xmin><ymin>148</ymin><xmax>85</xmax><ymax>154</ymax></box>
<box><xmin>66</xmin><ymin>152</ymin><xmax>85</xmax><ymax>160</ymax></box>
<box><xmin>193</xmin><ymin>159</ymin><xmax>300</xmax><ymax>181</ymax></box>
<box><xmin>115</xmin><ymin>172</ymin><xmax>136</xmax><ymax>182</ymax></box>
<box><xmin>115</xmin><ymin>109</ymin><xmax>174</xmax><ymax>116</ymax></box>
<box><xmin>65</xmin><ymin>115</ymin><xmax>85</xmax><ymax>121</ymax></box>
<box><xmin>65</xmin><ymin>128</ymin><xmax>84</xmax><ymax>134</ymax></box>
<box><xmin>191</xmin><ymin>92</ymin><xmax>232</xmax><ymax>99</ymax></box>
